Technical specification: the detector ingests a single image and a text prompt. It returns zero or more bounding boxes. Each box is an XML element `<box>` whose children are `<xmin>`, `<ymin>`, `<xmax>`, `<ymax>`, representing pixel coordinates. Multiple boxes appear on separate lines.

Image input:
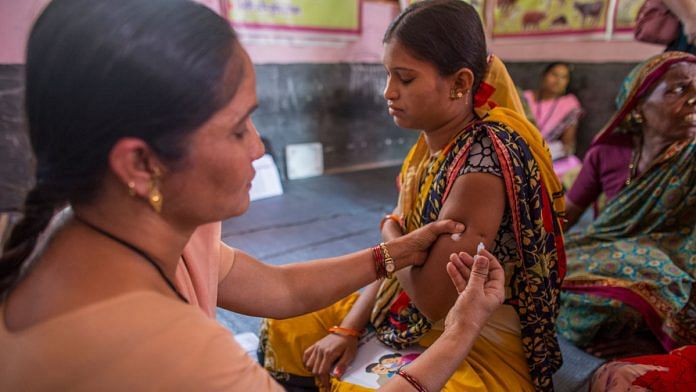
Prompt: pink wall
<box><xmin>0</xmin><ymin>0</ymin><xmax>221</xmax><ymax>64</ymax></box>
<box><xmin>0</xmin><ymin>0</ymin><xmax>662</xmax><ymax>65</ymax></box>
<box><xmin>0</xmin><ymin>0</ymin><xmax>50</xmax><ymax>63</ymax></box>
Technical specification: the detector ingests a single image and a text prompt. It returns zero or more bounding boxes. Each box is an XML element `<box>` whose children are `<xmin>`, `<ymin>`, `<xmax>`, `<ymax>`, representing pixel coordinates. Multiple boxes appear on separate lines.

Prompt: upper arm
<box><xmin>217</xmin><ymin>246</ymin><xmax>289</xmax><ymax>316</ymax></box>
<box><xmin>400</xmin><ymin>172</ymin><xmax>506</xmax><ymax>321</ymax></box>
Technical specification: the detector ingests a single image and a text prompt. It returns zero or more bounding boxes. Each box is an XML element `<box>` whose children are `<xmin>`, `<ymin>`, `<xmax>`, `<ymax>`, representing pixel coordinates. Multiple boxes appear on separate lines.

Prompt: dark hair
<box><xmin>383</xmin><ymin>0</ymin><xmax>488</xmax><ymax>94</ymax></box>
<box><xmin>379</xmin><ymin>353</ymin><xmax>402</xmax><ymax>362</ymax></box>
<box><xmin>0</xmin><ymin>0</ymin><xmax>241</xmax><ymax>296</ymax></box>
<box><xmin>541</xmin><ymin>61</ymin><xmax>573</xmax><ymax>95</ymax></box>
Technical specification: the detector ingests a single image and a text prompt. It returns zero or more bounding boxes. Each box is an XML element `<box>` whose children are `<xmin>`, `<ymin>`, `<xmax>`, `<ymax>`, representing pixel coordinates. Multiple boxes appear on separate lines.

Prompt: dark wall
<box><xmin>253</xmin><ymin>63</ymin><xmax>417</xmax><ymax>176</ymax></box>
<box><xmin>0</xmin><ymin>61</ymin><xmax>638</xmax><ymax>212</ymax></box>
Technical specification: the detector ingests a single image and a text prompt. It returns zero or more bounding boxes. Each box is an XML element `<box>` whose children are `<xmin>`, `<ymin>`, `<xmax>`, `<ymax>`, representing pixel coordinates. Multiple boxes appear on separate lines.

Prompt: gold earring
<box><xmin>127</xmin><ymin>181</ymin><xmax>136</xmax><ymax>197</ymax></box>
<box><xmin>450</xmin><ymin>87</ymin><xmax>464</xmax><ymax>100</ymax></box>
<box><xmin>688</xmin><ymin>97</ymin><xmax>696</xmax><ymax>106</ymax></box>
<box><xmin>631</xmin><ymin>111</ymin><xmax>644</xmax><ymax>124</ymax></box>
<box><xmin>148</xmin><ymin>169</ymin><xmax>163</xmax><ymax>213</ymax></box>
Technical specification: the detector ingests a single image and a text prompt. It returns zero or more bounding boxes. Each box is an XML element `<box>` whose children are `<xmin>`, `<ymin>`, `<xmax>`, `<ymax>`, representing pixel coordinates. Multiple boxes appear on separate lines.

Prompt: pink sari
<box><xmin>523</xmin><ymin>91</ymin><xmax>583</xmax><ymax>177</ymax></box>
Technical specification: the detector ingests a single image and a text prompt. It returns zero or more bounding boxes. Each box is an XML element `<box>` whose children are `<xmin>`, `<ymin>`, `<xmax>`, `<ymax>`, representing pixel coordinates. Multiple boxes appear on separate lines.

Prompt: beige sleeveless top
<box><xmin>0</xmin><ymin>222</ymin><xmax>283</xmax><ymax>391</ymax></box>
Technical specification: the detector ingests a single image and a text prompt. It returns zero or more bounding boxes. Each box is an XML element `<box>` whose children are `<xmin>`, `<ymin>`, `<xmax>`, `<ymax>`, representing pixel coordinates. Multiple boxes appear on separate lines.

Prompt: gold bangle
<box><xmin>379</xmin><ymin>242</ymin><xmax>395</xmax><ymax>279</ymax></box>
<box><xmin>380</xmin><ymin>214</ymin><xmax>402</xmax><ymax>231</ymax></box>
<box><xmin>328</xmin><ymin>326</ymin><xmax>363</xmax><ymax>338</ymax></box>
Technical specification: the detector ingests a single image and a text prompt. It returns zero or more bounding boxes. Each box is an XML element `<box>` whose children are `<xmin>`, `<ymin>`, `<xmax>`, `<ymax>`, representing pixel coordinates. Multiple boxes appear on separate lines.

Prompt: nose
<box><xmin>383</xmin><ymin>76</ymin><xmax>398</xmax><ymax>101</ymax></box>
<box><xmin>248</xmin><ymin>119</ymin><xmax>265</xmax><ymax>160</ymax></box>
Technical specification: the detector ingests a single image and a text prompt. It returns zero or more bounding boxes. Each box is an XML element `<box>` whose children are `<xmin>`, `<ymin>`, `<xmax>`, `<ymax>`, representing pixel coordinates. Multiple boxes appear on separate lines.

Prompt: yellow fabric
<box><xmin>473</xmin><ymin>55</ymin><xmax>527</xmax><ymax>117</ymax></box>
<box><xmin>262</xmin><ymin>295</ymin><xmax>533</xmax><ymax>392</ymax></box>
<box><xmin>261</xmin><ymin>293</ymin><xmax>360</xmax><ymax>379</ymax></box>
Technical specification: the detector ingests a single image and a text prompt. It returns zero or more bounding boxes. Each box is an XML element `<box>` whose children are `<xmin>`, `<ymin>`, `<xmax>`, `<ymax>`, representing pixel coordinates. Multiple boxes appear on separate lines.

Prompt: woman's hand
<box><xmin>387</xmin><ymin>219</ymin><xmax>465</xmax><ymax>268</ymax></box>
<box><xmin>444</xmin><ymin>249</ymin><xmax>505</xmax><ymax>333</ymax></box>
<box><xmin>303</xmin><ymin>333</ymin><xmax>358</xmax><ymax>389</ymax></box>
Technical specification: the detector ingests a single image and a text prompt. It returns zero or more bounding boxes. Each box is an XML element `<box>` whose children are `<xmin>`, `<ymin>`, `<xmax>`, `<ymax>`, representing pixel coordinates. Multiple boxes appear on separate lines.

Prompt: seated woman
<box><xmin>259</xmin><ymin>1</ymin><xmax>566</xmax><ymax>391</ymax></box>
<box><xmin>0</xmin><ymin>1</ymin><xmax>509</xmax><ymax>391</ymax></box>
<box><xmin>523</xmin><ymin>62</ymin><xmax>584</xmax><ymax>179</ymax></box>
<box><xmin>558</xmin><ymin>51</ymin><xmax>696</xmax><ymax>359</ymax></box>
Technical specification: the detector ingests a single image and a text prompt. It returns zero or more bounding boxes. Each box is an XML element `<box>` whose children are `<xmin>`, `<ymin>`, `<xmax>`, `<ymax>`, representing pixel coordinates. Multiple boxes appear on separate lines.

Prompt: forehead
<box><xmin>382</xmin><ymin>40</ymin><xmax>437</xmax><ymax>72</ymax></box>
<box><xmin>662</xmin><ymin>61</ymin><xmax>696</xmax><ymax>81</ymax></box>
<box><xmin>547</xmin><ymin>64</ymin><xmax>569</xmax><ymax>75</ymax></box>
<box><xmin>216</xmin><ymin>50</ymin><xmax>257</xmax><ymax>122</ymax></box>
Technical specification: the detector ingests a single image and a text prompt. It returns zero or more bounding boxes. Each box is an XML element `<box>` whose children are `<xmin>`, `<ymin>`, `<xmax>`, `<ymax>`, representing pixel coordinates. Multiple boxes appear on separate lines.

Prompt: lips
<box><xmin>685</xmin><ymin>113</ymin><xmax>696</xmax><ymax>124</ymax></box>
<box><xmin>388</xmin><ymin>106</ymin><xmax>404</xmax><ymax>116</ymax></box>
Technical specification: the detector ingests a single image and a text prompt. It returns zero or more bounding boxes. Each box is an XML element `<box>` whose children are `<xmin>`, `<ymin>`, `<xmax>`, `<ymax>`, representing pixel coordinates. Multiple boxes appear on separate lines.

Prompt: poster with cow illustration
<box><xmin>492</xmin><ymin>0</ymin><xmax>610</xmax><ymax>38</ymax></box>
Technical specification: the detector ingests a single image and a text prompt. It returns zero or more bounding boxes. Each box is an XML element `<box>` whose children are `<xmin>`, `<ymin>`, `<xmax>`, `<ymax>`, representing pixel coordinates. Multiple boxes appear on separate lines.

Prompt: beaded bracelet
<box><xmin>328</xmin><ymin>326</ymin><xmax>363</xmax><ymax>338</ymax></box>
<box><xmin>397</xmin><ymin>369</ymin><xmax>428</xmax><ymax>392</ymax></box>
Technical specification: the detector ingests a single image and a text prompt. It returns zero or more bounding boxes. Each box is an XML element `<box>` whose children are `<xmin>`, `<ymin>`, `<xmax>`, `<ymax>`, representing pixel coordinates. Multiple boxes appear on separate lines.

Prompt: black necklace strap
<box><xmin>73</xmin><ymin>215</ymin><xmax>188</xmax><ymax>303</ymax></box>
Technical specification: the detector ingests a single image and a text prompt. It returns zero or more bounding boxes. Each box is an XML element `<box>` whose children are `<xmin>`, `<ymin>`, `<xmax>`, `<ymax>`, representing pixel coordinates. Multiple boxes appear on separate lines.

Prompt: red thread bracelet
<box><xmin>397</xmin><ymin>369</ymin><xmax>428</xmax><ymax>392</ymax></box>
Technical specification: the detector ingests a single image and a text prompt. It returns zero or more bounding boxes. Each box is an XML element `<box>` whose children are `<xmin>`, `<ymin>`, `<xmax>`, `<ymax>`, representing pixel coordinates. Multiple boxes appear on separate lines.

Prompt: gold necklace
<box><xmin>625</xmin><ymin>135</ymin><xmax>643</xmax><ymax>186</ymax></box>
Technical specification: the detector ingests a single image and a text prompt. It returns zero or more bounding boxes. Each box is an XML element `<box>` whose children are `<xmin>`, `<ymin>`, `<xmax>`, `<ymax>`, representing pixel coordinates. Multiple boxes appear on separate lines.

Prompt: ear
<box><xmin>108</xmin><ymin>138</ymin><xmax>166</xmax><ymax>197</ymax></box>
<box><xmin>452</xmin><ymin>67</ymin><xmax>475</xmax><ymax>95</ymax></box>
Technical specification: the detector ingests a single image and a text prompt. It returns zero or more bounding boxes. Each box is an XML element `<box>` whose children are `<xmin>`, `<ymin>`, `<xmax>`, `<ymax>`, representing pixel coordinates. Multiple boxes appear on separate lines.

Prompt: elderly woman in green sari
<box><xmin>558</xmin><ymin>51</ymin><xmax>696</xmax><ymax>358</ymax></box>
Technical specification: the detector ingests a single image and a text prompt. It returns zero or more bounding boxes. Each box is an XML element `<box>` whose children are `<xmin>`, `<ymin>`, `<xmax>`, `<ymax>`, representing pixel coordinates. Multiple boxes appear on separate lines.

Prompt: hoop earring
<box><xmin>148</xmin><ymin>169</ymin><xmax>163</xmax><ymax>213</ymax></box>
<box><xmin>127</xmin><ymin>181</ymin><xmax>136</xmax><ymax>197</ymax></box>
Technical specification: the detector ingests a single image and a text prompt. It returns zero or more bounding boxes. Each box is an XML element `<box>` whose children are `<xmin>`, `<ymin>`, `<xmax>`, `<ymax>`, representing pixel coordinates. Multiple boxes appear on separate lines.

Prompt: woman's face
<box><xmin>382</xmin><ymin>40</ymin><xmax>465</xmax><ymax>130</ymax></box>
<box><xmin>541</xmin><ymin>64</ymin><xmax>570</xmax><ymax>98</ymax></box>
<box><xmin>639</xmin><ymin>62</ymin><xmax>696</xmax><ymax>141</ymax></box>
<box><xmin>163</xmin><ymin>49</ymin><xmax>265</xmax><ymax>225</ymax></box>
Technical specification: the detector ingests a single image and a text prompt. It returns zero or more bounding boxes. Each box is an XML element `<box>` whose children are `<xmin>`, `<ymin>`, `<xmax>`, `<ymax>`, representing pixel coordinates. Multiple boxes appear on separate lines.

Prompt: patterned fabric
<box><xmin>371</xmin><ymin>109</ymin><xmax>566</xmax><ymax>391</ymax></box>
<box><xmin>559</xmin><ymin>139</ymin><xmax>696</xmax><ymax>349</ymax></box>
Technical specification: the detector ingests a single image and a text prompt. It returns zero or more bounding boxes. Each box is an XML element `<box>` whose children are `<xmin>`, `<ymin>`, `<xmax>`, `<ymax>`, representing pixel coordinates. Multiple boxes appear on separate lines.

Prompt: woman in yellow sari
<box><xmin>258</xmin><ymin>1</ymin><xmax>566</xmax><ymax>391</ymax></box>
